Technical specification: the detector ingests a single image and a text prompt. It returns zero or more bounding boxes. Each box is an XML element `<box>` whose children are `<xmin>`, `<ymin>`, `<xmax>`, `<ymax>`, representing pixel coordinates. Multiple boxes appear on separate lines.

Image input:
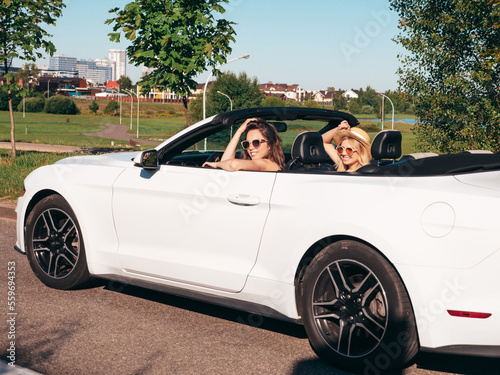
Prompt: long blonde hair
<box><xmin>336</xmin><ymin>137</ymin><xmax>371</xmax><ymax>172</ymax></box>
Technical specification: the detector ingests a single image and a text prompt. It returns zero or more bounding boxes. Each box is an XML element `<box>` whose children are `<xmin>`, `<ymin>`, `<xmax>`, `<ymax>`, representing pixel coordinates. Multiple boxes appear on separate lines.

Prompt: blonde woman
<box><xmin>322</xmin><ymin>122</ymin><xmax>371</xmax><ymax>172</ymax></box>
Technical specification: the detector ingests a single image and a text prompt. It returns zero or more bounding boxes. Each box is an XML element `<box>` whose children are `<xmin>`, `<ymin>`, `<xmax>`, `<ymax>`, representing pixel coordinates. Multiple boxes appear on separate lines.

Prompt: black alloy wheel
<box><xmin>302</xmin><ymin>240</ymin><xmax>418</xmax><ymax>373</ymax></box>
<box><xmin>25</xmin><ymin>195</ymin><xmax>91</xmax><ymax>289</ymax></box>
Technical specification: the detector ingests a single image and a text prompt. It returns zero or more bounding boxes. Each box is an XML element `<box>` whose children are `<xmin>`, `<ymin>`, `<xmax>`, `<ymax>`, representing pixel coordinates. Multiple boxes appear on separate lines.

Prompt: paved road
<box><xmin>0</xmin><ymin>207</ymin><xmax>499</xmax><ymax>374</ymax></box>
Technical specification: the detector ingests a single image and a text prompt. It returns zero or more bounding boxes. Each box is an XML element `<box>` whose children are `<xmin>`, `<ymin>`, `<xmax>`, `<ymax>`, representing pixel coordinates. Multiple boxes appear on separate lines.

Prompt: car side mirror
<box><xmin>134</xmin><ymin>149</ymin><xmax>158</xmax><ymax>170</ymax></box>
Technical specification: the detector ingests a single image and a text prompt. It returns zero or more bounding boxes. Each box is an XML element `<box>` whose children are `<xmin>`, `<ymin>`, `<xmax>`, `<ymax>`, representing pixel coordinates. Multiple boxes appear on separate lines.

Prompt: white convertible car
<box><xmin>15</xmin><ymin>107</ymin><xmax>500</xmax><ymax>372</ymax></box>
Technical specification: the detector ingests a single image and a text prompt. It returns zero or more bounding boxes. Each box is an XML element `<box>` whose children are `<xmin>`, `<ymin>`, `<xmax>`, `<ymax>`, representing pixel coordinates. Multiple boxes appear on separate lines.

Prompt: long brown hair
<box><xmin>240</xmin><ymin>118</ymin><xmax>285</xmax><ymax>169</ymax></box>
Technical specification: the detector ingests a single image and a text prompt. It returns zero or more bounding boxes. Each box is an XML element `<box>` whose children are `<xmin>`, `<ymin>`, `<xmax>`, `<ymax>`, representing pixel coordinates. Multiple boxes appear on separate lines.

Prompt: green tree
<box><xmin>117</xmin><ymin>75</ymin><xmax>132</xmax><ymax>91</ymax></box>
<box><xmin>261</xmin><ymin>95</ymin><xmax>284</xmax><ymax>108</ymax></box>
<box><xmin>332</xmin><ymin>89</ymin><xmax>348</xmax><ymax>111</ymax></box>
<box><xmin>89</xmin><ymin>100</ymin><xmax>99</xmax><ymax>115</ymax></box>
<box><xmin>107</xmin><ymin>0</ymin><xmax>236</xmax><ymax>128</ymax></box>
<box><xmin>189</xmin><ymin>71</ymin><xmax>264</xmax><ymax>123</ymax></box>
<box><xmin>390</xmin><ymin>0</ymin><xmax>500</xmax><ymax>153</ymax></box>
<box><xmin>16</xmin><ymin>62</ymin><xmax>39</xmax><ymax>92</ymax></box>
<box><xmin>357</xmin><ymin>86</ymin><xmax>380</xmax><ymax>110</ymax></box>
<box><xmin>103</xmin><ymin>101</ymin><xmax>120</xmax><ymax>115</ymax></box>
<box><xmin>0</xmin><ymin>0</ymin><xmax>65</xmax><ymax>158</ymax></box>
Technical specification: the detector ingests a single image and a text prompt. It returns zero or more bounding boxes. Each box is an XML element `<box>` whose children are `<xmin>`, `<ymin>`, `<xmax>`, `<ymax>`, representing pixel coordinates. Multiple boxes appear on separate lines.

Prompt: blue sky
<box><xmin>16</xmin><ymin>0</ymin><xmax>404</xmax><ymax>92</ymax></box>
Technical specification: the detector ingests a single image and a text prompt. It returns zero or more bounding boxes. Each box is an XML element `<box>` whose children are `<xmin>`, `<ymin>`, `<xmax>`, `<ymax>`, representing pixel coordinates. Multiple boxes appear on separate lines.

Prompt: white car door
<box><xmin>112</xmin><ymin>164</ymin><xmax>277</xmax><ymax>292</ymax></box>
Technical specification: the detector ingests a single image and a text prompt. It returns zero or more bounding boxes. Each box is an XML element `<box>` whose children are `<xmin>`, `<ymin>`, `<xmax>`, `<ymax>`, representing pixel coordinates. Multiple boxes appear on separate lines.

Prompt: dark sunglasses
<box><xmin>241</xmin><ymin>139</ymin><xmax>267</xmax><ymax>150</ymax></box>
<box><xmin>336</xmin><ymin>146</ymin><xmax>357</xmax><ymax>156</ymax></box>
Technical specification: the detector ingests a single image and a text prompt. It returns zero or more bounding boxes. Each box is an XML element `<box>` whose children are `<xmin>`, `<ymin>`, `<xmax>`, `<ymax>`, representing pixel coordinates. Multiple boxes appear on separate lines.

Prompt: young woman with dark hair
<box><xmin>203</xmin><ymin>118</ymin><xmax>285</xmax><ymax>171</ymax></box>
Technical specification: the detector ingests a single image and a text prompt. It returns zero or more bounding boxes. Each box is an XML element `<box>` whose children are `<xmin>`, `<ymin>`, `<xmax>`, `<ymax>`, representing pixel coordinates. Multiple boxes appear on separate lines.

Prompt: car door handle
<box><xmin>226</xmin><ymin>194</ymin><xmax>260</xmax><ymax>206</ymax></box>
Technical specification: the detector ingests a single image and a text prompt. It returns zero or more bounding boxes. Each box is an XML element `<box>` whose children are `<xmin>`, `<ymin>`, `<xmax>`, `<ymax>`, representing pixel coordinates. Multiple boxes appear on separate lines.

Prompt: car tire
<box><xmin>302</xmin><ymin>240</ymin><xmax>418</xmax><ymax>373</ymax></box>
<box><xmin>25</xmin><ymin>194</ymin><xmax>91</xmax><ymax>290</ymax></box>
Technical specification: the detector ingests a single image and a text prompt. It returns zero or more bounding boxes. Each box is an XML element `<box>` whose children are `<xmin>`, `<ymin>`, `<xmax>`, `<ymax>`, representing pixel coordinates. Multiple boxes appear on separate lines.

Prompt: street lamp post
<box><xmin>124</xmin><ymin>88</ymin><xmax>139</xmax><ymax>136</ymax></box>
<box><xmin>217</xmin><ymin>90</ymin><xmax>234</xmax><ymax>138</ymax></box>
<box><xmin>136</xmin><ymin>85</ymin><xmax>140</xmax><ymax>138</ymax></box>
<box><xmin>118</xmin><ymin>86</ymin><xmax>122</xmax><ymax>125</ymax></box>
<box><xmin>378</xmin><ymin>92</ymin><xmax>395</xmax><ymax>130</ymax></box>
<box><xmin>203</xmin><ymin>53</ymin><xmax>250</xmax><ymax>150</ymax></box>
<box><xmin>47</xmin><ymin>79</ymin><xmax>50</xmax><ymax>98</ymax></box>
<box><xmin>124</xmin><ymin>89</ymin><xmax>134</xmax><ymax>130</ymax></box>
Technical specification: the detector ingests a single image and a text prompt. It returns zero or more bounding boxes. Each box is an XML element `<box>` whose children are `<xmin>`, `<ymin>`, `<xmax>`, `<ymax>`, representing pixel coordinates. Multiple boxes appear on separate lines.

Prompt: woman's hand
<box><xmin>337</xmin><ymin>120</ymin><xmax>350</xmax><ymax>132</ymax></box>
<box><xmin>202</xmin><ymin>161</ymin><xmax>218</xmax><ymax>168</ymax></box>
<box><xmin>235</xmin><ymin>117</ymin><xmax>258</xmax><ymax>135</ymax></box>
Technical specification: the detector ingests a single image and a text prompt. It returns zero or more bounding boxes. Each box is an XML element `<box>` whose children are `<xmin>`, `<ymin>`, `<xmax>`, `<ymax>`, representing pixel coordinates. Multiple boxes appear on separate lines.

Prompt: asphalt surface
<box><xmin>2</xmin><ymin>204</ymin><xmax>500</xmax><ymax>374</ymax></box>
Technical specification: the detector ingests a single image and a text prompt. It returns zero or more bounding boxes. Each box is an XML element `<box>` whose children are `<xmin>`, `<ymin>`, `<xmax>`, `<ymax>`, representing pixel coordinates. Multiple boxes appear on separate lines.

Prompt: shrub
<box><xmin>104</xmin><ymin>101</ymin><xmax>120</xmax><ymax>115</ymax></box>
<box><xmin>44</xmin><ymin>96</ymin><xmax>79</xmax><ymax>115</ymax></box>
<box><xmin>304</xmin><ymin>100</ymin><xmax>321</xmax><ymax>108</ymax></box>
<box><xmin>89</xmin><ymin>100</ymin><xmax>99</xmax><ymax>115</ymax></box>
<box><xmin>361</xmin><ymin>105</ymin><xmax>375</xmax><ymax>114</ymax></box>
<box><xmin>0</xmin><ymin>90</ymin><xmax>23</xmax><ymax>111</ymax></box>
<box><xmin>17</xmin><ymin>97</ymin><xmax>45</xmax><ymax>113</ymax></box>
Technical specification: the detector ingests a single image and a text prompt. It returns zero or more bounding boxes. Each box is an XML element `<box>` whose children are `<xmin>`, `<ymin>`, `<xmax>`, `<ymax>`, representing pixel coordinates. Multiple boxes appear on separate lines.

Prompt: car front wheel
<box><xmin>25</xmin><ymin>194</ymin><xmax>91</xmax><ymax>290</ymax></box>
<box><xmin>302</xmin><ymin>240</ymin><xmax>418</xmax><ymax>373</ymax></box>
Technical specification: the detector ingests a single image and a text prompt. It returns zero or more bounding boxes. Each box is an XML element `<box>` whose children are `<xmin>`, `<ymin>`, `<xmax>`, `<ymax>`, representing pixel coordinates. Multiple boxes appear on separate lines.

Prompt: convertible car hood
<box><xmin>55</xmin><ymin>151</ymin><xmax>140</xmax><ymax>168</ymax></box>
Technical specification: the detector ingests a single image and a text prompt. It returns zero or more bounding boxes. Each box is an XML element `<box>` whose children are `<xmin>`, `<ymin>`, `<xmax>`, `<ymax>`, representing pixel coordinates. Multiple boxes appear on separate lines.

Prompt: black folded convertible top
<box><xmin>365</xmin><ymin>153</ymin><xmax>500</xmax><ymax>176</ymax></box>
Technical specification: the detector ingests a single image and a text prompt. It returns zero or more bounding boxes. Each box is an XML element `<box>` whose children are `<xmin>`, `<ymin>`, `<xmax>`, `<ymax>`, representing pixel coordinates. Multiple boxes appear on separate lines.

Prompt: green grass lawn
<box><xmin>0</xmin><ymin>149</ymin><xmax>77</xmax><ymax>199</ymax></box>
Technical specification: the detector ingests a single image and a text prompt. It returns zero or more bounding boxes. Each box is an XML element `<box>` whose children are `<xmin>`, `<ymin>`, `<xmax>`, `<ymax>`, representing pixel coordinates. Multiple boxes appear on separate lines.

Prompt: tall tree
<box><xmin>16</xmin><ymin>62</ymin><xmax>39</xmax><ymax>92</ymax></box>
<box><xmin>189</xmin><ymin>71</ymin><xmax>263</xmax><ymax>123</ymax></box>
<box><xmin>390</xmin><ymin>0</ymin><xmax>500</xmax><ymax>153</ymax></box>
<box><xmin>117</xmin><ymin>75</ymin><xmax>132</xmax><ymax>91</ymax></box>
<box><xmin>0</xmin><ymin>0</ymin><xmax>65</xmax><ymax>158</ymax></box>
<box><xmin>107</xmin><ymin>0</ymin><xmax>236</xmax><ymax>127</ymax></box>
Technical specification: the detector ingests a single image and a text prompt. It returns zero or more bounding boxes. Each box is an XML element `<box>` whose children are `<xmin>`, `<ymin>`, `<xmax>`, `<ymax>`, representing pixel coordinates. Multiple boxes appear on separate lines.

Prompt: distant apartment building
<box><xmin>77</xmin><ymin>59</ymin><xmax>112</xmax><ymax>85</ymax></box>
<box><xmin>48</xmin><ymin>55</ymin><xmax>112</xmax><ymax>84</ymax></box>
<box><xmin>50</xmin><ymin>55</ymin><xmax>77</xmax><ymax>71</ymax></box>
<box><xmin>109</xmin><ymin>49</ymin><xmax>126</xmax><ymax>80</ymax></box>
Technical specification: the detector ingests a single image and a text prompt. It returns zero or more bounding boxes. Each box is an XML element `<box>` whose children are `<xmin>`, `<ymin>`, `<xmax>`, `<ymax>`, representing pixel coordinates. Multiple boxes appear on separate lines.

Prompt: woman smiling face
<box><xmin>338</xmin><ymin>138</ymin><xmax>361</xmax><ymax>170</ymax></box>
<box><xmin>245</xmin><ymin>129</ymin><xmax>271</xmax><ymax>160</ymax></box>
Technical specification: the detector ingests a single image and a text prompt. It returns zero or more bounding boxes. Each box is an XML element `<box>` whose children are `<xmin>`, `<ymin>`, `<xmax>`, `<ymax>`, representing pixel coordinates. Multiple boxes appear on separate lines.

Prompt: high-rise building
<box><xmin>76</xmin><ymin>59</ymin><xmax>112</xmax><ymax>85</ymax></box>
<box><xmin>50</xmin><ymin>55</ymin><xmax>77</xmax><ymax>71</ymax></box>
<box><xmin>109</xmin><ymin>49</ymin><xmax>126</xmax><ymax>81</ymax></box>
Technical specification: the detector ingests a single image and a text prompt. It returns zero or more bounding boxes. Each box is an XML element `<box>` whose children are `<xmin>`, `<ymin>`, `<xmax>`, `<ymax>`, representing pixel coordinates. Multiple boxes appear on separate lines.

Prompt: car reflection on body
<box><xmin>15</xmin><ymin>107</ymin><xmax>500</xmax><ymax>372</ymax></box>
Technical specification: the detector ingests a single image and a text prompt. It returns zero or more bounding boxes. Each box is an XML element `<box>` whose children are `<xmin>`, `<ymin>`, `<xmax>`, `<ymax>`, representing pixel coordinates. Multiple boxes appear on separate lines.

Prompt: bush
<box><xmin>0</xmin><ymin>90</ymin><xmax>23</xmax><ymax>111</ymax></box>
<box><xmin>361</xmin><ymin>105</ymin><xmax>375</xmax><ymax>114</ymax></box>
<box><xmin>304</xmin><ymin>100</ymin><xmax>321</xmax><ymax>108</ymax></box>
<box><xmin>17</xmin><ymin>97</ymin><xmax>45</xmax><ymax>113</ymax></box>
<box><xmin>89</xmin><ymin>100</ymin><xmax>99</xmax><ymax>115</ymax></box>
<box><xmin>104</xmin><ymin>101</ymin><xmax>120</xmax><ymax>115</ymax></box>
<box><xmin>44</xmin><ymin>96</ymin><xmax>79</xmax><ymax>115</ymax></box>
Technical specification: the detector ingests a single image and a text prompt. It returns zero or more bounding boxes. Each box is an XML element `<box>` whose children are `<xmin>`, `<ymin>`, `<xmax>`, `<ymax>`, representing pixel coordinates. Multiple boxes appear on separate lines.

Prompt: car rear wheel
<box><xmin>25</xmin><ymin>194</ymin><xmax>91</xmax><ymax>290</ymax></box>
<box><xmin>302</xmin><ymin>240</ymin><xmax>418</xmax><ymax>373</ymax></box>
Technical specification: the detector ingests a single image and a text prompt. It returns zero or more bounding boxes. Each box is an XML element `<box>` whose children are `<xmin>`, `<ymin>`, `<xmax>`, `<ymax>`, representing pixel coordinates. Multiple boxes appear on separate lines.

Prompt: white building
<box><xmin>259</xmin><ymin>82</ymin><xmax>307</xmax><ymax>101</ymax></box>
<box><xmin>343</xmin><ymin>89</ymin><xmax>359</xmax><ymax>100</ymax></box>
<box><xmin>76</xmin><ymin>59</ymin><xmax>112</xmax><ymax>85</ymax></box>
<box><xmin>50</xmin><ymin>55</ymin><xmax>77</xmax><ymax>71</ymax></box>
<box><xmin>109</xmin><ymin>49</ymin><xmax>126</xmax><ymax>81</ymax></box>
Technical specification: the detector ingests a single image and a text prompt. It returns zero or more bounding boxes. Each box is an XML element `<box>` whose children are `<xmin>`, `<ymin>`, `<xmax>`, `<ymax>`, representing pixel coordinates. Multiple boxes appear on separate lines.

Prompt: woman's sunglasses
<box><xmin>241</xmin><ymin>139</ymin><xmax>267</xmax><ymax>150</ymax></box>
<box><xmin>336</xmin><ymin>146</ymin><xmax>357</xmax><ymax>156</ymax></box>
